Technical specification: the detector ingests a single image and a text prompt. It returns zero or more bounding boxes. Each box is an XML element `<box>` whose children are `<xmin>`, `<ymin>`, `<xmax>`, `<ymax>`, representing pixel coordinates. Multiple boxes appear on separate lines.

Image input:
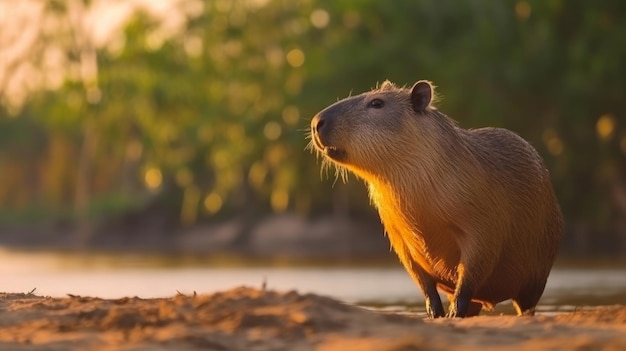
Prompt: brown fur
<box><xmin>308</xmin><ymin>80</ymin><xmax>563</xmax><ymax>317</ymax></box>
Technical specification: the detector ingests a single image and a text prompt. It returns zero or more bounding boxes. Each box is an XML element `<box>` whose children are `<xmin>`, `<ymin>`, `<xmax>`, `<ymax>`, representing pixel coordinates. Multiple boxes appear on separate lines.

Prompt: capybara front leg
<box><xmin>413</xmin><ymin>266</ymin><xmax>444</xmax><ymax>318</ymax></box>
<box><xmin>447</xmin><ymin>262</ymin><xmax>483</xmax><ymax>318</ymax></box>
<box><xmin>423</xmin><ymin>279</ymin><xmax>445</xmax><ymax>318</ymax></box>
<box><xmin>447</xmin><ymin>243</ymin><xmax>498</xmax><ymax>318</ymax></box>
<box><xmin>445</xmin><ymin>293</ymin><xmax>482</xmax><ymax>317</ymax></box>
<box><xmin>447</xmin><ymin>285</ymin><xmax>473</xmax><ymax>318</ymax></box>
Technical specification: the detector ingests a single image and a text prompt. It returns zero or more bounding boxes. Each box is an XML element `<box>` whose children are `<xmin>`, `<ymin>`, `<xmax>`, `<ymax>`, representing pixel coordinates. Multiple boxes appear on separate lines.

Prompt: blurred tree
<box><xmin>0</xmin><ymin>0</ymin><xmax>624</xmax><ymax>255</ymax></box>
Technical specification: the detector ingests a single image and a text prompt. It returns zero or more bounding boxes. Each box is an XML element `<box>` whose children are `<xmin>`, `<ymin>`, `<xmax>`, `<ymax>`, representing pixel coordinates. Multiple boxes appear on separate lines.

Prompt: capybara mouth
<box><xmin>322</xmin><ymin>145</ymin><xmax>346</xmax><ymax>162</ymax></box>
<box><xmin>312</xmin><ymin>130</ymin><xmax>346</xmax><ymax>162</ymax></box>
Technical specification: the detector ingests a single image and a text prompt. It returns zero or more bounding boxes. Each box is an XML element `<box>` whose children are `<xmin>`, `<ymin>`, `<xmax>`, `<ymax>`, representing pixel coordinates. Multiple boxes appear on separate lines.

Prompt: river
<box><xmin>2</xmin><ymin>249</ymin><xmax>625</xmax><ymax>315</ymax></box>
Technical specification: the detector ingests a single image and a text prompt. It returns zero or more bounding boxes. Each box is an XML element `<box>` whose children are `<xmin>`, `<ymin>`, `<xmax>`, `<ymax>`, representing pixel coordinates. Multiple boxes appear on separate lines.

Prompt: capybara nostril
<box><xmin>310</xmin><ymin>114</ymin><xmax>322</xmax><ymax>134</ymax></box>
<box><xmin>311</xmin><ymin>113</ymin><xmax>333</xmax><ymax>141</ymax></box>
<box><xmin>315</xmin><ymin>116</ymin><xmax>325</xmax><ymax>134</ymax></box>
<box><xmin>313</xmin><ymin>114</ymin><xmax>329</xmax><ymax>136</ymax></box>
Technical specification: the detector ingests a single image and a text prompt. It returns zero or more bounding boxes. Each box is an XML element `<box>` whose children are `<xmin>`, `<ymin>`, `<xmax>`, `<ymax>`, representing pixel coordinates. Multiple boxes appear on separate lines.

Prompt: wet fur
<box><xmin>309</xmin><ymin>80</ymin><xmax>563</xmax><ymax>317</ymax></box>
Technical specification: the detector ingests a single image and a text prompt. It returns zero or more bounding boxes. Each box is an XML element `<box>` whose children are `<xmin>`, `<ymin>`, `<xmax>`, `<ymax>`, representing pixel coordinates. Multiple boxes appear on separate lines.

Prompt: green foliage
<box><xmin>0</xmin><ymin>0</ymin><xmax>624</xmax><ymax>251</ymax></box>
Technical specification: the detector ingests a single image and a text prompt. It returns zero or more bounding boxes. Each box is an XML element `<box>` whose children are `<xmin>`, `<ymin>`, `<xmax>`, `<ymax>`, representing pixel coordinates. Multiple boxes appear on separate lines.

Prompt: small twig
<box><xmin>27</xmin><ymin>287</ymin><xmax>37</xmax><ymax>295</ymax></box>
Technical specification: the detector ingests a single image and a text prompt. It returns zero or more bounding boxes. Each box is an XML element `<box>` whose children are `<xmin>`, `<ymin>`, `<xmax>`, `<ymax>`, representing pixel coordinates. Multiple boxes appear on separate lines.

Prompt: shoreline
<box><xmin>1</xmin><ymin>287</ymin><xmax>625</xmax><ymax>351</ymax></box>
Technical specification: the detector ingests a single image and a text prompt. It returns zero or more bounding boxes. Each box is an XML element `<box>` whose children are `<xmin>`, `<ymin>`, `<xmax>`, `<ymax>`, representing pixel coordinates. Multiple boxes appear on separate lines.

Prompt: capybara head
<box><xmin>309</xmin><ymin>80</ymin><xmax>452</xmax><ymax>179</ymax></box>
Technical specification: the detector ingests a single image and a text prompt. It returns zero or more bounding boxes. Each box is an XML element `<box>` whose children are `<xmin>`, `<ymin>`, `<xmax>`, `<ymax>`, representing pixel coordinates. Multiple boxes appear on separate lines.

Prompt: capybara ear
<box><xmin>410</xmin><ymin>80</ymin><xmax>433</xmax><ymax>112</ymax></box>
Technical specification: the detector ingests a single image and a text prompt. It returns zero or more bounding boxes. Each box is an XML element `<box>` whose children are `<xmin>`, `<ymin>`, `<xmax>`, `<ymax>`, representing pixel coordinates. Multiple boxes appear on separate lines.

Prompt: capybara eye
<box><xmin>368</xmin><ymin>99</ymin><xmax>385</xmax><ymax>108</ymax></box>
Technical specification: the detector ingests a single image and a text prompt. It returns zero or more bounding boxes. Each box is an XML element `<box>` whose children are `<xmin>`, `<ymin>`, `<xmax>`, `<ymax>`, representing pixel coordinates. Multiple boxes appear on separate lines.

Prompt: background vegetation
<box><xmin>0</xmin><ymin>0</ymin><xmax>624</xmax><ymax>256</ymax></box>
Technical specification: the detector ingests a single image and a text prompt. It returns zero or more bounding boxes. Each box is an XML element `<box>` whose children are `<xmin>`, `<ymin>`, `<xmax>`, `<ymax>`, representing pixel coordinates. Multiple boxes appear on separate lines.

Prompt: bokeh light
<box><xmin>286</xmin><ymin>49</ymin><xmax>305</xmax><ymax>68</ymax></box>
<box><xmin>144</xmin><ymin>168</ymin><xmax>163</xmax><ymax>190</ymax></box>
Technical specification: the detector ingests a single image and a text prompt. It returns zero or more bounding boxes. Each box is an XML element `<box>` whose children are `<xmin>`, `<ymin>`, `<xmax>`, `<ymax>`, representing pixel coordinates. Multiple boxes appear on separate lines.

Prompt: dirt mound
<box><xmin>0</xmin><ymin>287</ymin><xmax>625</xmax><ymax>351</ymax></box>
<box><xmin>0</xmin><ymin>287</ymin><xmax>417</xmax><ymax>351</ymax></box>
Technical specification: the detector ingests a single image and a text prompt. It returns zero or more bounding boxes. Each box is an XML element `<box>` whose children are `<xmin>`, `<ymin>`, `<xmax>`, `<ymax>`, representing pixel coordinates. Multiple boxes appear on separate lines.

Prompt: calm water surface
<box><xmin>2</xmin><ymin>249</ymin><xmax>625</xmax><ymax>314</ymax></box>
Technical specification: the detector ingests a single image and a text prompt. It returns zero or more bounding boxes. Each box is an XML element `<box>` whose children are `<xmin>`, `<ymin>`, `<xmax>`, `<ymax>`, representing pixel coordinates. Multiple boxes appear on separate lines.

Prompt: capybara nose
<box><xmin>311</xmin><ymin>113</ymin><xmax>324</xmax><ymax>135</ymax></box>
<box><xmin>312</xmin><ymin>113</ymin><xmax>333</xmax><ymax>139</ymax></box>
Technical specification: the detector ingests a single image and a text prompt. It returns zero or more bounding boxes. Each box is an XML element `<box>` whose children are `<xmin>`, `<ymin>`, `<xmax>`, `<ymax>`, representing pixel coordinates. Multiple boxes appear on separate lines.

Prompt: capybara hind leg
<box><xmin>512</xmin><ymin>282</ymin><xmax>546</xmax><ymax>316</ymax></box>
<box><xmin>512</xmin><ymin>297</ymin><xmax>538</xmax><ymax>316</ymax></box>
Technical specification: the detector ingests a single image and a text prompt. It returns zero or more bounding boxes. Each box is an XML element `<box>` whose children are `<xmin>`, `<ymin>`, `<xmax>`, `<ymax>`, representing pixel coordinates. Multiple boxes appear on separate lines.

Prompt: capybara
<box><xmin>308</xmin><ymin>80</ymin><xmax>563</xmax><ymax>318</ymax></box>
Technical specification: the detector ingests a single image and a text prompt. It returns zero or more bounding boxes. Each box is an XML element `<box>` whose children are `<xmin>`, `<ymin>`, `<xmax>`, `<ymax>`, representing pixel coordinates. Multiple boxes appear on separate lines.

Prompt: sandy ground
<box><xmin>0</xmin><ymin>287</ymin><xmax>625</xmax><ymax>351</ymax></box>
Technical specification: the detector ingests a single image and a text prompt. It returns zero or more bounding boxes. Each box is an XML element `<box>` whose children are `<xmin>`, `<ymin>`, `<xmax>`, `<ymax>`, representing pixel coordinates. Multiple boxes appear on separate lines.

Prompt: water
<box><xmin>2</xmin><ymin>249</ymin><xmax>625</xmax><ymax>314</ymax></box>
